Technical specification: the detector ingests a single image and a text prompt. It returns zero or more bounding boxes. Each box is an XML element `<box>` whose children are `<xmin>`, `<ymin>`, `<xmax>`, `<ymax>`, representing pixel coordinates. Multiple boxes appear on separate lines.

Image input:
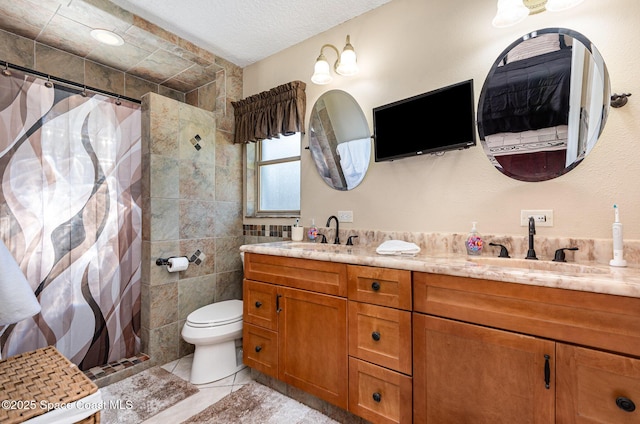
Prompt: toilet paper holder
<box><xmin>155</xmin><ymin>254</ymin><xmax>197</xmax><ymax>266</ymax></box>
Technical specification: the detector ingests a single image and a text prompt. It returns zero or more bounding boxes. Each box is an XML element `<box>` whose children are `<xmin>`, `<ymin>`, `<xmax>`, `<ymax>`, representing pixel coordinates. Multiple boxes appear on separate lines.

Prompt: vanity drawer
<box><xmin>347</xmin><ymin>265</ymin><xmax>412</xmax><ymax>310</ymax></box>
<box><xmin>243</xmin><ymin>279</ymin><xmax>278</xmax><ymax>331</ymax></box>
<box><xmin>348</xmin><ymin>357</ymin><xmax>412</xmax><ymax>424</ymax></box>
<box><xmin>243</xmin><ymin>323</ymin><xmax>278</xmax><ymax>378</ymax></box>
<box><xmin>348</xmin><ymin>302</ymin><xmax>412</xmax><ymax>375</ymax></box>
<box><xmin>413</xmin><ymin>272</ymin><xmax>640</xmax><ymax>357</ymax></box>
<box><xmin>244</xmin><ymin>253</ymin><xmax>347</xmax><ymax>297</ymax></box>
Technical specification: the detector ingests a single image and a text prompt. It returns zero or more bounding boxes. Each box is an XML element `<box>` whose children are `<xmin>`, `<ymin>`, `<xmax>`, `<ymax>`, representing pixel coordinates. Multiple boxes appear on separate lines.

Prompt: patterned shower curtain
<box><xmin>0</xmin><ymin>70</ymin><xmax>142</xmax><ymax>370</ymax></box>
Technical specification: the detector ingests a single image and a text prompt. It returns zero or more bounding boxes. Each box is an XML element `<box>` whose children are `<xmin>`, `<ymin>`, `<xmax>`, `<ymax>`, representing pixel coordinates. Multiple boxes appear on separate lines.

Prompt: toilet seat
<box><xmin>186</xmin><ymin>299</ymin><xmax>243</xmax><ymax>328</ymax></box>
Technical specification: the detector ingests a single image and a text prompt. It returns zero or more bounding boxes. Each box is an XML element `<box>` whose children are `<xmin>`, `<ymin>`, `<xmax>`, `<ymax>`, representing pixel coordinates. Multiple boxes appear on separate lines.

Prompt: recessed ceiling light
<box><xmin>90</xmin><ymin>29</ymin><xmax>124</xmax><ymax>46</ymax></box>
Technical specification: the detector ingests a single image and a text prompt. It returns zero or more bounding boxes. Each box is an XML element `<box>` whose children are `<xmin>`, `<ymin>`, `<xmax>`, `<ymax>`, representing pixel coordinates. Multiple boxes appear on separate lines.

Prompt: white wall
<box><xmin>243</xmin><ymin>0</ymin><xmax>640</xmax><ymax>240</ymax></box>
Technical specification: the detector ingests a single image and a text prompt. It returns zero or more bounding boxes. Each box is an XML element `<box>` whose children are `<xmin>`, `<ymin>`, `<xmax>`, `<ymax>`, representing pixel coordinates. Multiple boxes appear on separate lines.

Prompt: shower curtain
<box><xmin>0</xmin><ymin>69</ymin><xmax>142</xmax><ymax>370</ymax></box>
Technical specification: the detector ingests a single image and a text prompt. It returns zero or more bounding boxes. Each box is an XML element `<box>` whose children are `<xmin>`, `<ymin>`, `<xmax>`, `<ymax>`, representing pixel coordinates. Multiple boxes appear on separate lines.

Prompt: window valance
<box><xmin>232</xmin><ymin>80</ymin><xmax>306</xmax><ymax>144</ymax></box>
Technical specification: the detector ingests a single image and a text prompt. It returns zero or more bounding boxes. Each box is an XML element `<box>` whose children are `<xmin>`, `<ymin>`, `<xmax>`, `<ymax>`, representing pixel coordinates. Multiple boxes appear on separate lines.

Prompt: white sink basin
<box><xmin>466</xmin><ymin>256</ymin><xmax>610</xmax><ymax>275</ymax></box>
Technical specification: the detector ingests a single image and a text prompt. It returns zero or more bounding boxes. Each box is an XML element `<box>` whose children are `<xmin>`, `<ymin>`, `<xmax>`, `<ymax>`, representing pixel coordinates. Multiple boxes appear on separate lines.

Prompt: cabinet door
<box><xmin>413</xmin><ymin>314</ymin><xmax>555</xmax><ymax>424</ymax></box>
<box><xmin>557</xmin><ymin>343</ymin><xmax>640</xmax><ymax>423</ymax></box>
<box><xmin>278</xmin><ymin>287</ymin><xmax>348</xmax><ymax>409</ymax></box>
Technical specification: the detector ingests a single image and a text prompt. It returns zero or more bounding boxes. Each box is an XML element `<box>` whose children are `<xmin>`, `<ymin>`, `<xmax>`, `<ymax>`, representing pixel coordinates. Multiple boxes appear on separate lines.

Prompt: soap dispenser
<box><xmin>466</xmin><ymin>222</ymin><xmax>484</xmax><ymax>256</ymax></box>
<box><xmin>307</xmin><ymin>219</ymin><xmax>318</xmax><ymax>242</ymax></box>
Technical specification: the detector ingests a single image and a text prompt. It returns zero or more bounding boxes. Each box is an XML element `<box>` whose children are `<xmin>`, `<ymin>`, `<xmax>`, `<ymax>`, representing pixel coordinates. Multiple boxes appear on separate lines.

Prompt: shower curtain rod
<box><xmin>2</xmin><ymin>60</ymin><xmax>142</xmax><ymax>104</ymax></box>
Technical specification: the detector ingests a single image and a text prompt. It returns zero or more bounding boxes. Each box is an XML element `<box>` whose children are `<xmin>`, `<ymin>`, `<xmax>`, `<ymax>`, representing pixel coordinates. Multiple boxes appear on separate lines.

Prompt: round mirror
<box><xmin>477</xmin><ymin>28</ymin><xmax>610</xmax><ymax>182</ymax></box>
<box><xmin>308</xmin><ymin>90</ymin><xmax>371</xmax><ymax>190</ymax></box>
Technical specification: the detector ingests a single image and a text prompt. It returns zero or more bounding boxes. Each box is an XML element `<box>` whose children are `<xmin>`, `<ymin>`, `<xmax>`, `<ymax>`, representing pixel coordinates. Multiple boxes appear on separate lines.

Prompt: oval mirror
<box><xmin>308</xmin><ymin>90</ymin><xmax>371</xmax><ymax>190</ymax></box>
<box><xmin>477</xmin><ymin>28</ymin><xmax>610</xmax><ymax>182</ymax></box>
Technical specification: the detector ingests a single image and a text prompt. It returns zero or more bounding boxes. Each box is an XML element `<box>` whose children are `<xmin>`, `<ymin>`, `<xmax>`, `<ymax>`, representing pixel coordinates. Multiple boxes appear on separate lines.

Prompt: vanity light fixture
<box><xmin>311</xmin><ymin>35</ymin><xmax>359</xmax><ymax>85</ymax></box>
<box><xmin>492</xmin><ymin>0</ymin><xmax>585</xmax><ymax>28</ymax></box>
<box><xmin>90</xmin><ymin>29</ymin><xmax>124</xmax><ymax>46</ymax></box>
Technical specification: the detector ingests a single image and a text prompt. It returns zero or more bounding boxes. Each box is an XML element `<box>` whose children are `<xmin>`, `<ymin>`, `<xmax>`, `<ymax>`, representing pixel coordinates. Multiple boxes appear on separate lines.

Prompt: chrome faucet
<box><xmin>525</xmin><ymin>216</ymin><xmax>538</xmax><ymax>260</ymax></box>
<box><xmin>326</xmin><ymin>215</ymin><xmax>340</xmax><ymax>244</ymax></box>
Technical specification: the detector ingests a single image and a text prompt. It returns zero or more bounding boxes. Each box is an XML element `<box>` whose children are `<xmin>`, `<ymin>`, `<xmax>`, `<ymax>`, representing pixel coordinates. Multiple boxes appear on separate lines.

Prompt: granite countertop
<box><xmin>240</xmin><ymin>241</ymin><xmax>640</xmax><ymax>298</ymax></box>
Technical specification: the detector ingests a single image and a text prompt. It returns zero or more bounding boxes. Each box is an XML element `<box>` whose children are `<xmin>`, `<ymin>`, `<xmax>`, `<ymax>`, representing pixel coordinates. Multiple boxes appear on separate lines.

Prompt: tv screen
<box><xmin>373</xmin><ymin>79</ymin><xmax>477</xmax><ymax>162</ymax></box>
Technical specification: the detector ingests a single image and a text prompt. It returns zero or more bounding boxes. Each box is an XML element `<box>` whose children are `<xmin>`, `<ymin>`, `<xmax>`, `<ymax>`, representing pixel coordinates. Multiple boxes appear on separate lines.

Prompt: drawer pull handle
<box><xmin>371</xmin><ymin>281</ymin><xmax>381</xmax><ymax>291</ymax></box>
<box><xmin>372</xmin><ymin>392</ymin><xmax>382</xmax><ymax>403</ymax></box>
<box><xmin>255</xmin><ymin>301</ymin><xmax>262</xmax><ymax>308</ymax></box>
<box><xmin>616</xmin><ymin>397</ymin><xmax>636</xmax><ymax>412</ymax></box>
<box><xmin>372</xmin><ymin>331</ymin><xmax>381</xmax><ymax>341</ymax></box>
<box><xmin>255</xmin><ymin>346</ymin><xmax>262</xmax><ymax>353</ymax></box>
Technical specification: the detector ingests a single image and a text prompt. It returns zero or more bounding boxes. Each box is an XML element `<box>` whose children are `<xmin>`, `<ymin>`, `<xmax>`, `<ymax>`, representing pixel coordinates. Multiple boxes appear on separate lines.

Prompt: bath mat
<box><xmin>101</xmin><ymin>366</ymin><xmax>199</xmax><ymax>424</ymax></box>
<box><xmin>180</xmin><ymin>381</ymin><xmax>338</xmax><ymax>424</ymax></box>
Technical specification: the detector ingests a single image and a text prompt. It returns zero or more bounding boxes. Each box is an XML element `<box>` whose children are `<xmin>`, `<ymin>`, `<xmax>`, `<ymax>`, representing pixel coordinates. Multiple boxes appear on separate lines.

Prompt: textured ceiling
<box><xmin>107</xmin><ymin>0</ymin><xmax>392</xmax><ymax>67</ymax></box>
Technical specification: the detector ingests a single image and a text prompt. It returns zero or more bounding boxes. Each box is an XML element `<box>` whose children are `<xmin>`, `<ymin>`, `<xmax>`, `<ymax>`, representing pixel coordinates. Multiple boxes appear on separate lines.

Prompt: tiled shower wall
<box><xmin>141</xmin><ymin>93</ymin><xmax>244</xmax><ymax>366</ymax></box>
<box><xmin>1</xmin><ymin>17</ymin><xmax>245</xmax><ymax>382</ymax></box>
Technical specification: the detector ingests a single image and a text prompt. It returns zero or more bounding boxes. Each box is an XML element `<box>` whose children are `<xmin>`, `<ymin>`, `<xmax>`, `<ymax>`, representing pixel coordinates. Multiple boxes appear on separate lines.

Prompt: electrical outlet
<box><xmin>338</xmin><ymin>210</ymin><xmax>353</xmax><ymax>223</ymax></box>
<box><xmin>520</xmin><ymin>210</ymin><xmax>554</xmax><ymax>227</ymax></box>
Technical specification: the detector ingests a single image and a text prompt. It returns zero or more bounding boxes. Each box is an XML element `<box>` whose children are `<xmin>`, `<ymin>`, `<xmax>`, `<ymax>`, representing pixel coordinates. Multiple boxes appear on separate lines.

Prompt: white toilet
<box><xmin>181</xmin><ymin>299</ymin><xmax>245</xmax><ymax>384</ymax></box>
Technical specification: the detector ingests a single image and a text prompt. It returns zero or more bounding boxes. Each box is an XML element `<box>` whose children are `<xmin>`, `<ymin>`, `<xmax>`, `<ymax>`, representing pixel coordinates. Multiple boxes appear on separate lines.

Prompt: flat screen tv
<box><xmin>373</xmin><ymin>79</ymin><xmax>476</xmax><ymax>162</ymax></box>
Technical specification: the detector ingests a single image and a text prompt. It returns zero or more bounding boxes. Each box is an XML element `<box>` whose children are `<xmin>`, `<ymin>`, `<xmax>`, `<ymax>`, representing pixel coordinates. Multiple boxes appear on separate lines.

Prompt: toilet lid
<box><xmin>186</xmin><ymin>299</ymin><xmax>243</xmax><ymax>328</ymax></box>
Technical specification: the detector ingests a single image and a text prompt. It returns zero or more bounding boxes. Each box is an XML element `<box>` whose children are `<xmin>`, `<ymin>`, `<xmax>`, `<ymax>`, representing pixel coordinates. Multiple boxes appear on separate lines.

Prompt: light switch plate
<box><xmin>520</xmin><ymin>210</ymin><xmax>554</xmax><ymax>227</ymax></box>
<box><xmin>338</xmin><ymin>211</ymin><xmax>353</xmax><ymax>223</ymax></box>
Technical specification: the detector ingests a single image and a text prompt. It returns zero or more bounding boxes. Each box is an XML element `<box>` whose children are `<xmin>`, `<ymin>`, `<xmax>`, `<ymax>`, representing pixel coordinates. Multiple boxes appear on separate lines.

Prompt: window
<box><xmin>256</xmin><ymin>132</ymin><xmax>300</xmax><ymax>215</ymax></box>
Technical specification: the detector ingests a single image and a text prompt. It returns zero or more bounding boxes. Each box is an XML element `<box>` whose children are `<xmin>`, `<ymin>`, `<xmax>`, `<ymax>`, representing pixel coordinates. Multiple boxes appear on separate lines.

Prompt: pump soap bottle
<box><xmin>609</xmin><ymin>204</ymin><xmax>627</xmax><ymax>267</ymax></box>
<box><xmin>308</xmin><ymin>219</ymin><xmax>318</xmax><ymax>242</ymax></box>
<box><xmin>466</xmin><ymin>222</ymin><xmax>484</xmax><ymax>256</ymax></box>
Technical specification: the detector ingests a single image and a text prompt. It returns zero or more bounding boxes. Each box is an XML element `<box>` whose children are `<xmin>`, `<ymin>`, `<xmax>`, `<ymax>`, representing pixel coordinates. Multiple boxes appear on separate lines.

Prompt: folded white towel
<box><xmin>376</xmin><ymin>240</ymin><xmax>421</xmax><ymax>256</ymax></box>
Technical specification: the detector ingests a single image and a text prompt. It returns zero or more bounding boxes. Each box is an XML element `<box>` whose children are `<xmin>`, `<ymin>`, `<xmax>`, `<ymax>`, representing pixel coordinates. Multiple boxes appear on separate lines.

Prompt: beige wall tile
<box><xmin>34</xmin><ymin>43</ymin><xmax>84</xmax><ymax>82</ymax></box>
<box><xmin>149</xmin><ymin>198</ymin><xmax>180</xmax><ymax>241</ymax></box>
<box><xmin>158</xmin><ymin>85</ymin><xmax>185</xmax><ymax>102</ymax></box>
<box><xmin>180</xmin><ymin>160</ymin><xmax>215</xmax><ymax>201</ymax></box>
<box><xmin>179</xmin><ymin>200</ymin><xmax>216</xmax><ymax>239</ymax></box>
<box><xmin>150</xmin><ymin>154</ymin><xmax>180</xmax><ymax>199</ymax></box>
<box><xmin>185</xmin><ymin>89</ymin><xmax>198</xmax><ymax>107</ymax></box>
<box><xmin>197</xmin><ymin>80</ymin><xmax>216</xmax><ymax>112</ymax></box>
<box><xmin>215</xmin><ymin>166</ymin><xmax>242</xmax><ymax>203</ymax></box>
<box><xmin>178</xmin><ymin>275</ymin><xmax>216</xmax><ymax>320</ymax></box>
<box><xmin>125</xmin><ymin>73</ymin><xmax>158</xmax><ymax>100</ymax></box>
<box><xmin>179</xmin><ymin>238</ymin><xmax>216</xmax><ymax>279</ymax></box>
<box><xmin>147</xmin><ymin>283</ymin><xmax>179</xmax><ymax>328</ymax></box>
<box><xmin>0</xmin><ymin>30</ymin><xmax>34</xmax><ymax>68</ymax></box>
<box><xmin>215</xmin><ymin>236</ymin><xmax>244</xmax><ymax>273</ymax></box>
<box><xmin>215</xmin><ymin>270</ymin><xmax>243</xmax><ymax>301</ymax></box>
<box><xmin>85</xmin><ymin>60</ymin><xmax>125</xmax><ymax>96</ymax></box>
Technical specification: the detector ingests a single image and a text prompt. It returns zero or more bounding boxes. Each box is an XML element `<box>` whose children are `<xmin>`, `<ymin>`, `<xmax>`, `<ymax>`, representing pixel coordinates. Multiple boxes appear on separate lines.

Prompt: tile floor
<box><xmin>139</xmin><ymin>354</ymin><xmax>253</xmax><ymax>424</ymax></box>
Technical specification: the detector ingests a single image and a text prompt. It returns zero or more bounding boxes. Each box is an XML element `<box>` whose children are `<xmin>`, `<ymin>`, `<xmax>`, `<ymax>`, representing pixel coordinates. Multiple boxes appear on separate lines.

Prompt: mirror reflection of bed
<box><xmin>478</xmin><ymin>29</ymin><xmax>610</xmax><ymax>182</ymax></box>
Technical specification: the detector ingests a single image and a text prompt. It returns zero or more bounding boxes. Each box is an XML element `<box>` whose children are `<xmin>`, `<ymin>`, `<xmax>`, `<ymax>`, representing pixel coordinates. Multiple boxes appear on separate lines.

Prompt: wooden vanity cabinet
<box><xmin>244</xmin><ymin>252</ymin><xmax>640</xmax><ymax>423</ymax></box>
<box><xmin>242</xmin><ymin>253</ymin><xmax>349</xmax><ymax>410</ymax></box>
<box><xmin>413</xmin><ymin>271</ymin><xmax>640</xmax><ymax>424</ymax></box>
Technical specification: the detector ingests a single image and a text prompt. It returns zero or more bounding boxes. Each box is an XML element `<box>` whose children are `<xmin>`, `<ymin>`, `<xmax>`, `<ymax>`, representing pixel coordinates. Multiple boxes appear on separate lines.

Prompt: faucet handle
<box><xmin>317</xmin><ymin>233</ymin><xmax>328</xmax><ymax>244</ymax></box>
<box><xmin>553</xmin><ymin>247</ymin><xmax>579</xmax><ymax>262</ymax></box>
<box><xmin>346</xmin><ymin>235</ymin><xmax>359</xmax><ymax>246</ymax></box>
<box><xmin>489</xmin><ymin>242</ymin><xmax>510</xmax><ymax>258</ymax></box>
